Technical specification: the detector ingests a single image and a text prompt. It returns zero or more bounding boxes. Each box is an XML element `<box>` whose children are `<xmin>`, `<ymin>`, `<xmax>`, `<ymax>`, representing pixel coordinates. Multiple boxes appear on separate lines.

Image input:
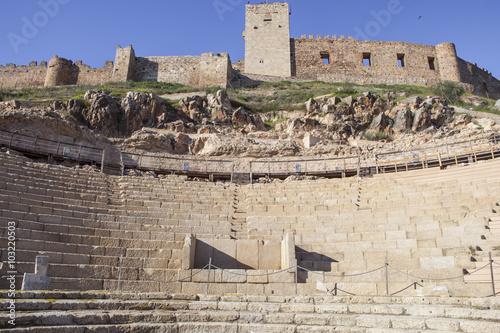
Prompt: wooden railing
<box><xmin>0</xmin><ymin>129</ymin><xmax>105</xmax><ymax>170</ymax></box>
<box><xmin>249</xmin><ymin>156</ymin><xmax>361</xmax><ymax>182</ymax></box>
<box><xmin>1</xmin><ymin>128</ymin><xmax>499</xmax><ymax>182</ymax></box>
<box><xmin>375</xmin><ymin>135</ymin><xmax>500</xmax><ymax>173</ymax></box>
<box><xmin>121</xmin><ymin>151</ymin><xmax>235</xmax><ymax>182</ymax></box>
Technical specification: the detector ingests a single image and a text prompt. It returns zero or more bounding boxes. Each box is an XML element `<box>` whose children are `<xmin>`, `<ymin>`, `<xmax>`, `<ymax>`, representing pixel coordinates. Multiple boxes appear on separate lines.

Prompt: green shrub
<box><xmin>431</xmin><ymin>81</ymin><xmax>465</xmax><ymax>104</ymax></box>
<box><xmin>364</xmin><ymin>130</ymin><xmax>389</xmax><ymax>141</ymax></box>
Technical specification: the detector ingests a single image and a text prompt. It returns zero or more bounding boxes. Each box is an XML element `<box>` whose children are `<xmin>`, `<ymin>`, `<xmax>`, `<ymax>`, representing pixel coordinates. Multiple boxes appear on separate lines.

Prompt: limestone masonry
<box><xmin>0</xmin><ymin>2</ymin><xmax>499</xmax><ymax>99</ymax></box>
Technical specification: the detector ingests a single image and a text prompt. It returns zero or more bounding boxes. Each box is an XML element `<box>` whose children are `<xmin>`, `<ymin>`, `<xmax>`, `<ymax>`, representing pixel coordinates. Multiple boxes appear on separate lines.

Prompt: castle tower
<box><xmin>435</xmin><ymin>42</ymin><xmax>461</xmax><ymax>83</ymax></box>
<box><xmin>44</xmin><ymin>55</ymin><xmax>74</xmax><ymax>87</ymax></box>
<box><xmin>113</xmin><ymin>45</ymin><xmax>135</xmax><ymax>82</ymax></box>
<box><xmin>244</xmin><ymin>2</ymin><xmax>292</xmax><ymax>77</ymax></box>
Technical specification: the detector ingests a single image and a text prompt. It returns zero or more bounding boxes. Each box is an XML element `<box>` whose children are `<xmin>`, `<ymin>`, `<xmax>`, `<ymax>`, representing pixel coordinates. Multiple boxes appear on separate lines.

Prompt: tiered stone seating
<box><xmin>0</xmin><ymin>152</ymin><xmax>239</xmax><ymax>293</ymax></box>
<box><xmin>1</xmin><ymin>151</ymin><xmax>499</xmax><ymax>296</ymax></box>
<box><xmin>1</xmin><ymin>291</ymin><xmax>499</xmax><ymax>332</ymax></box>
<box><xmin>238</xmin><ymin>161</ymin><xmax>500</xmax><ymax>296</ymax></box>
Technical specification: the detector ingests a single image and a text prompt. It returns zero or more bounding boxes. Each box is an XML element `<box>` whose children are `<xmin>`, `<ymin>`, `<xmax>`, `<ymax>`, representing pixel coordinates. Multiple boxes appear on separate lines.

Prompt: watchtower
<box><xmin>244</xmin><ymin>2</ymin><xmax>292</xmax><ymax>77</ymax></box>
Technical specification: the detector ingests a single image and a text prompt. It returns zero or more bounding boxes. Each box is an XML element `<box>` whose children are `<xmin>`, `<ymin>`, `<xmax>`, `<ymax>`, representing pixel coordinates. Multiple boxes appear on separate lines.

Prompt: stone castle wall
<box><xmin>0</xmin><ymin>62</ymin><xmax>48</xmax><ymax>89</ymax></box>
<box><xmin>291</xmin><ymin>36</ymin><xmax>442</xmax><ymax>87</ymax></box>
<box><xmin>0</xmin><ymin>46</ymin><xmax>231</xmax><ymax>89</ymax></box>
<box><xmin>0</xmin><ymin>56</ymin><xmax>114</xmax><ymax>89</ymax></box>
<box><xmin>457</xmin><ymin>58</ymin><xmax>500</xmax><ymax>98</ymax></box>
<box><xmin>131</xmin><ymin>52</ymin><xmax>231</xmax><ymax>88</ymax></box>
<box><xmin>243</xmin><ymin>2</ymin><xmax>500</xmax><ymax>99</ymax></box>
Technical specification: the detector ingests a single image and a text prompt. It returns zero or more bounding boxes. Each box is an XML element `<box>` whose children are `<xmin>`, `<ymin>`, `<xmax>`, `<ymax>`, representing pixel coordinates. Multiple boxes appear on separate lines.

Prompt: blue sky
<box><xmin>1</xmin><ymin>0</ymin><xmax>499</xmax><ymax>79</ymax></box>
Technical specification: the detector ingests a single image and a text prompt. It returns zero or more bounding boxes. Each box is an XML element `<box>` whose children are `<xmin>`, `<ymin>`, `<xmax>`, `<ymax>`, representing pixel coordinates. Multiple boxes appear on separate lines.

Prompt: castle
<box><xmin>0</xmin><ymin>2</ymin><xmax>499</xmax><ymax>99</ymax></box>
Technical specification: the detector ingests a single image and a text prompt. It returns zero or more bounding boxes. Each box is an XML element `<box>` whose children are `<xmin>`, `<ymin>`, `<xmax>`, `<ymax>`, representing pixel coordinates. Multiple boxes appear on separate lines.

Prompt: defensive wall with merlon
<box><xmin>242</xmin><ymin>2</ymin><xmax>500</xmax><ymax>99</ymax></box>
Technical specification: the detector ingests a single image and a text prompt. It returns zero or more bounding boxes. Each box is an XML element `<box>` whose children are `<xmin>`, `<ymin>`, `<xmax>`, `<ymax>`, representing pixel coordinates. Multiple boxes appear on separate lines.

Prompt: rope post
<box><xmin>385</xmin><ymin>257</ymin><xmax>389</xmax><ymax>296</ymax></box>
<box><xmin>100</xmin><ymin>149</ymin><xmax>106</xmax><ymax>173</ymax></box>
<box><xmin>117</xmin><ymin>254</ymin><xmax>123</xmax><ymax>292</ymax></box>
<box><xmin>207</xmin><ymin>257</ymin><xmax>212</xmax><ymax>294</ymax></box>
<box><xmin>295</xmin><ymin>259</ymin><xmax>298</xmax><ymax>295</ymax></box>
<box><xmin>249</xmin><ymin>162</ymin><xmax>253</xmax><ymax>184</ymax></box>
<box><xmin>231</xmin><ymin>161</ymin><xmax>235</xmax><ymax>183</ymax></box>
<box><xmin>490</xmin><ymin>252</ymin><xmax>496</xmax><ymax>297</ymax></box>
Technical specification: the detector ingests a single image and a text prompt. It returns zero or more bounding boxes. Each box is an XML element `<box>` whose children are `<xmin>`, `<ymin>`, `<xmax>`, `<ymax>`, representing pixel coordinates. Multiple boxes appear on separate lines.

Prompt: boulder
<box><xmin>231</xmin><ymin>107</ymin><xmax>265</xmax><ymax>131</ymax></box>
<box><xmin>495</xmin><ymin>99</ymin><xmax>500</xmax><ymax>110</ymax></box>
<box><xmin>476</xmin><ymin>118</ymin><xmax>496</xmax><ymax>131</ymax></box>
<box><xmin>180</xmin><ymin>95</ymin><xmax>205</xmax><ymax>112</ymax></box>
<box><xmin>448</xmin><ymin>114</ymin><xmax>472</xmax><ymax>129</ymax></box>
<box><xmin>83</xmin><ymin>90</ymin><xmax>123</xmax><ymax>137</ymax></box>
<box><xmin>122</xmin><ymin>129</ymin><xmax>174</xmax><ymax>152</ymax></box>
<box><xmin>306</xmin><ymin>98</ymin><xmax>320</xmax><ymax>114</ymax></box>
<box><xmin>399</xmin><ymin>96</ymin><xmax>422</xmax><ymax>106</ymax></box>
<box><xmin>250</xmin><ymin>114</ymin><xmax>266</xmax><ymax>132</ymax></box>
<box><xmin>165</xmin><ymin>119</ymin><xmax>188</xmax><ymax>133</ymax></box>
<box><xmin>216</xmin><ymin>90</ymin><xmax>232</xmax><ymax>112</ymax></box>
<box><xmin>173</xmin><ymin>133</ymin><xmax>191</xmax><ymax>153</ymax></box>
<box><xmin>412</xmin><ymin>108</ymin><xmax>432</xmax><ymax>132</ymax></box>
<box><xmin>431</xmin><ymin>108</ymin><xmax>453</xmax><ymax>128</ymax></box>
<box><xmin>369</xmin><ymin>113</ymin><xmax>390</xmax><ymax>132</ymax></box>
<box><xmin>335</xmin><ymin>105</ymin><xmax>354</xmax><ymax>116</ymax></box>
<box><xmin>66</xmin><ymin>99</ymin><xmax>87</xmax><ymax>123</ymax></box>
<box><xmin>121</xmin><ymin>92</ymin><xmax>165</xmax><ymax>136</ymax></box>
<box><xmin>303</xmin><ymin>118</ymin><xmax>319</xmax><ymax>132</ymax></box>
<box><xmin>460</xmin><ymin>96</ymin><xmax>487</xmax><ymax>107</ymax></box>
<box><xmin>327</xmin><ymin>96</ymin><xmax>341</xmax><ymax>105</ymax></box>
<box><xmin>287</xmin><ymin>118</ymin><xmax>303</xmax><ymax>134</ymax></box>
<box><xmin>341</xmin><ymin>96</ymin><xmax>354</xmax><ymax>107</ymax></box>
<box><xmin>232</xmin><ymin>107</ymin><xmax>249</xmax><ymax>127</ymax></box>
<box><xmin>211</xmin><ymin>106</ymin><xmax>228</xmax><ymax>123</ymax></box>
<box><xmin>393</xmin><ymin>109</ymin><xmax>413</xmax><ymax>133</ymax></box>
<box><xmin>0</xmin><ymin>100</ymin><xmax>21</xmax><ymax>110</ymax></box>
<box><xmin>322</xmin><ymin>103</ymin><xmax>335</xmax><ymax>114</ymax></box>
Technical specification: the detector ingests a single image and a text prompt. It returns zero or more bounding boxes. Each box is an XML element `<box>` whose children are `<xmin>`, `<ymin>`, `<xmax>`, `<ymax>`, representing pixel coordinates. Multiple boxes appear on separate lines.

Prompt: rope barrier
<box><xmin>335</xmin><ymin>287</ymin><xmax>356</xmax><ymax>296</ymax></box>
<box><xmin>210</xmin><ymin>264</ymin><xmax>293</xmax><ymax>277</ymax></box>
<box><xmin>391</xmin><ymin>282</ymin><xmax>424</xmax><ymax>296</ymax></box>
<box><xmin>298</xmin><ymin>265</ymin><xmax>386</xmax><ymax>278</ymax></box>
<box><xmin>388</xmin><ymin>262</ymin><xmax>491</xmax><ymax>281</ymax></box>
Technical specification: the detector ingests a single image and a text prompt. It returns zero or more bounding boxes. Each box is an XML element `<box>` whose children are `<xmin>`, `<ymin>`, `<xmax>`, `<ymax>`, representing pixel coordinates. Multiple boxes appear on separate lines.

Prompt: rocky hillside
<box><xmin>0</xmin><ymin>83</ymin><xmax>499</xmax><ymax>159</ymax></box>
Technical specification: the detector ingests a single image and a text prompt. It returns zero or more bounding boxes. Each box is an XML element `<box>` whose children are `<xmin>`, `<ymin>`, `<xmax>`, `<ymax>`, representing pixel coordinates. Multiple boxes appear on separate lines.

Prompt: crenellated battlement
<box><xmin>0</xmin><ymin>1</ymin><xmax>498</xmax><ymax>97</ymax></box>
<box><xmin>300</xmin><ymin>35</ymin><xmax>355</xmax><ymax>41</ymax></box>
<box><xmin>243</xmin><ymin>2</ymin><xmax>500</xmax><ymax>99</ymax></box>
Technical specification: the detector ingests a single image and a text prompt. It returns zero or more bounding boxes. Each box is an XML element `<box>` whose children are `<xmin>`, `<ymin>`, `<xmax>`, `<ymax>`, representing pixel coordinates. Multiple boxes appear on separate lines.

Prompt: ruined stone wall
<box><xmin>43</xmin><ymin>56</ymin><xmax>114</xmax><ymax>87</ymax></box>
<box><xmin>457</xmin><ymin>58</ymin><xmax>500</xmax><ymax>100</ymax></box>
<box><xmin>199</xmin><ymin>53</ymin><xmax>232</xmax><ymax>88</ymax></box>
<box><xmin>74</xmin><ymin>61</ymin><xmax>114</xmax><ymax>86</ymax></box>
<box><xmin>292</xmin><ymin>36</ymin><xmax>441</xmax><ymax>86</ymax></box>
<box><xmin>133</xmin><ymin>53</ymin><xmax>231</xmax><ymax>88</ymax></box>
<box><xmin>113</xmin><ymin>45</ymin><xmax>135</xmax><ymax>82</ymax></box>
<box><xmin>0</xmin><ymin>62</ymin><xmax>47</xmax><ymax>89</ymax></box>
<box><xmin>134</xmin><ymin>56</ymin><xmax>200</xmax><ymax>85</ymax></box>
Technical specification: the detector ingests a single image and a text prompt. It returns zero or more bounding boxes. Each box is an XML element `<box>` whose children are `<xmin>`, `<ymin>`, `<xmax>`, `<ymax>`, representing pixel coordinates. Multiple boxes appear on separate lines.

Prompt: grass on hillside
<box><xmin>1</xmin><ymin>80</ymin><xmax>498</xmax><ymax>115</ymax></box>
<box><xmin>0</xmin><ymin>81</ymin><xmax>199</xmax><ymax>102</ymax></box>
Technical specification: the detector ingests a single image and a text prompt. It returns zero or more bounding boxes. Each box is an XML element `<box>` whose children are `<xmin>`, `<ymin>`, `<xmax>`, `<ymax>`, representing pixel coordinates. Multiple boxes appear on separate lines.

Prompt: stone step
<box><xmin>1</xmin><ymin>293</ymin><xmax>499</xmax><ymax>332</ymax></box>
